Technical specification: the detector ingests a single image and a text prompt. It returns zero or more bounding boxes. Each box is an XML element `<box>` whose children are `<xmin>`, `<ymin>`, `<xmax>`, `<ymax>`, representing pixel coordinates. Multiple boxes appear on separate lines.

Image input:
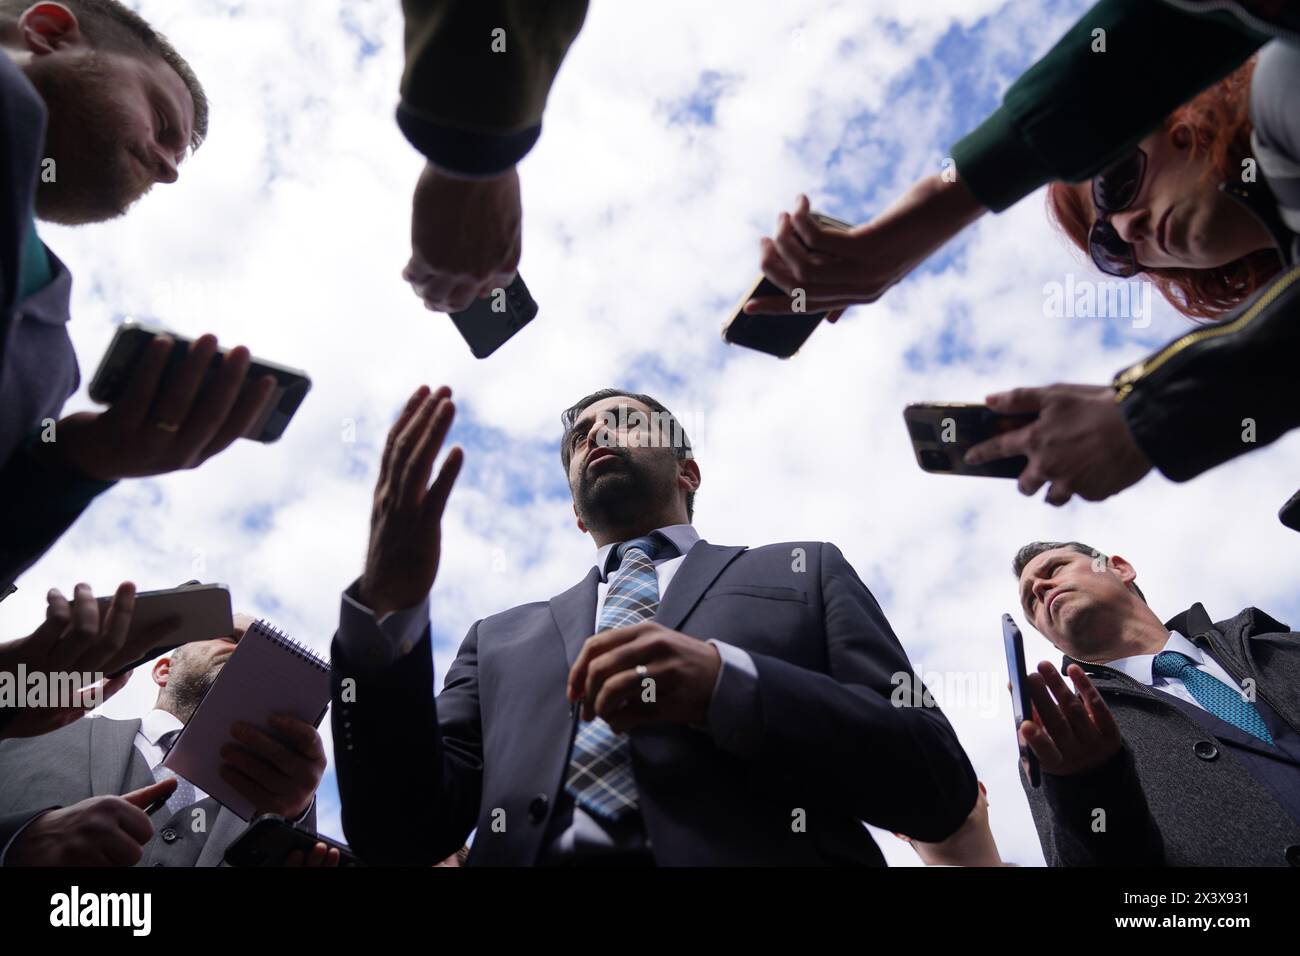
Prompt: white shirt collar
<box><xmin>1106</xmin><ymin>630</ymin><xmax>1203</xmax><ymax>686</ymax></box>
<box><xmin>138</xmin><ymin>708</ymin><xmax>185</xmax><ymax>746</ymax></box>
<box><xmin>594</xmin><ymin>524</ymin><xmax>700</xmax><ymax>581</ymax></box>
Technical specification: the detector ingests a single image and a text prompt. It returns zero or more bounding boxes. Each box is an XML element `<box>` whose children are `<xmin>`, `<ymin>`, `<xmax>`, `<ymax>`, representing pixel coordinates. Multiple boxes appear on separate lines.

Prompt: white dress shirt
<box><xmin>1105</xmin><ymin>630</ymin><xmax>1246</xmax><ymax>713</ymax></box>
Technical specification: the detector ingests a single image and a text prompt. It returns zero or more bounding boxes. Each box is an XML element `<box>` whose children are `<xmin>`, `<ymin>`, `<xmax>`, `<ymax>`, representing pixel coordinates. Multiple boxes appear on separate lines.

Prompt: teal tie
<box><xmin>1152</xmin><ymin>650</ymin><xmax>1274</xmax><ymax>745</ymax></box>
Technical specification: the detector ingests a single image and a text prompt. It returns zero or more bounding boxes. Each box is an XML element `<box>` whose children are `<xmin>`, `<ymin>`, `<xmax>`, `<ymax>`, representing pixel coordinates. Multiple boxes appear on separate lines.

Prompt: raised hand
<box><xmin>357</xmin><ymin>385</ymin><xmax>464</xmax><ymax>618</ymax></box>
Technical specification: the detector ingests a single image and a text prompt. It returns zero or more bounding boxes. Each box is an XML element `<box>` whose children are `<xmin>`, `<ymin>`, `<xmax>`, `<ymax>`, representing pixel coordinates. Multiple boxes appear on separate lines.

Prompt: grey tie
<box><xmin>152</xmin><ymin>729</ymin><xmax>198</xmax><ymax>817</ymax></box>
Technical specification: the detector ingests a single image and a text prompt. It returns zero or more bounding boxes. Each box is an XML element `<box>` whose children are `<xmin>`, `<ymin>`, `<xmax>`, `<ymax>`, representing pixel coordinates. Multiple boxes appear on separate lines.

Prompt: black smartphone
<box><xmin>448</xmin><ymin>273</ymin><xmax>538</xmax><ymax>359</ymax></box>
<box><xmin>722</xmin><ymin>212</ymin><xmax>853</xmax><ymax>358</ymax></box>
<box><xmin>98</xmin><ymin>583</ymin><xmax>233</xmax><ymax>678</ymax></box>
<box><xmin>88</xmin><ymin>319</ymin><xmax>312</xmax><ymax>443</ymax></box>
<box><xmin>903</xmin><ymin>402</ymin><xmax>1034</xmax><ymax>479</ymax></box>
<box><xmin>1279</xmin><ymin>488</ymin><xmax>1300</xmax><ymax>532</ymax></box>
<box><xmin>224</xmin><ymin>815</ymin><xmax>360</xmax><ymax>867</ymax></box>
<box><xmin>1003</xmin><ymin>613</ymin><xmax>1040</xmax><ymax>788</ymax></box>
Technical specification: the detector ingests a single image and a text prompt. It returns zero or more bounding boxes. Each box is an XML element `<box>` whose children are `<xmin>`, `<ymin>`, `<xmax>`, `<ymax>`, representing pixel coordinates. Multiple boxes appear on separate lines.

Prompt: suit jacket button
<box><xmin>161</xmin><ymin>827</ymin><xmax>178</xmax><ymax>843</ymax></box>
<box><xmin>1193</xmin><ymin>740</ymin><xmax>1218</xmax><ymax>760</ymax></box>
<box><xmin>1286</xmin><ymin>845</ymin><xmax>1300</xmax><ymax>867</ymax></box>
<box><xmin>528</xmin><ymin>794</ymin><xmax>548</xmax><ymax>824</ymax></box>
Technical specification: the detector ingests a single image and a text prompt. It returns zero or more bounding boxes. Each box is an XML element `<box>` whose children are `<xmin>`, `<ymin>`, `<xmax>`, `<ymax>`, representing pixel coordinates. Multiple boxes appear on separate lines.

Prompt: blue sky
<box><xmin>7</xmin><ymin>0</ymin><xmax>1300</xmax><ymax>866</ymax></box>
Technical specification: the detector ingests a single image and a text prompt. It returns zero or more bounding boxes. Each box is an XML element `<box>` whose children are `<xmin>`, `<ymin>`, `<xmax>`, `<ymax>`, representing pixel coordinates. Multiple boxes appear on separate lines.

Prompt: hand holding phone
<box><xmin>46</xmin><ymin>322</ymin><xmax>301</xmax><ymax>483</ymax></box>
<box><xmin>97</xmin><ymin>582</ymin><xmax>233</xmax><ymax>678</ymax></box>
<box><xmin>723</xmin><ymin>210</ymin><xmax>853</xmax><ymax>358</ymax></box>
<box><xmin>0</xmin><ymin>583</ymin><xmax>183</xmax><ymax>740</ymax></box>
<box><xmin>224</xmin><ymin>815</ymin><xmax>359</xmax><ymax>867</ymax></box>
<box><xmin>904</xmin><ymin>403</ymin><xmax>1034</xmax><ymax>478</ymax></box>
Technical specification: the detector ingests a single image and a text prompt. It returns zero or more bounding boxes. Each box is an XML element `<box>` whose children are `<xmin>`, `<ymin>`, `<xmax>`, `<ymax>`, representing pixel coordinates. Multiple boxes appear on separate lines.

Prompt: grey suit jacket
<box><xmin>0</xmin><ymin>716</ymin><xmax>314</xmax><ymax>867</ymax></box>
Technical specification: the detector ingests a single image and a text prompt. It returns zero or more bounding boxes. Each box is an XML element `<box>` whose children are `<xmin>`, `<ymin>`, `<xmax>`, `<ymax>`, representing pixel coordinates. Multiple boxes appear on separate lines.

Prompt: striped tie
<box><xmin>1153</xmin><ymin>650</ymin><xmax>1274</xmax><ymax>744</ymax></box>
<box><xmin>564</xmin><ymin>535</ymin><xmax>662</xmax><ymax>820</ymax></box>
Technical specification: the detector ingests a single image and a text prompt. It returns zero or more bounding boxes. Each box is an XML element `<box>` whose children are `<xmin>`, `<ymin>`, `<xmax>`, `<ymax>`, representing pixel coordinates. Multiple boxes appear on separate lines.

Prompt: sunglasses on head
<box><xmin>1087</xmin><ymin>148</ymin><xmax>1147</xmax><ymax>278</ymax></box>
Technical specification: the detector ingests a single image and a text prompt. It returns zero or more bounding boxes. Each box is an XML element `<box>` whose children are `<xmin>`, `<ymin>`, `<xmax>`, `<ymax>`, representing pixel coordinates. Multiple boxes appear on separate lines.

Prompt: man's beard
<box><xmin>163</xmin><ymin>662</ymin><xmax>222</xmax><ymax>724</ymax></box>
<box><xmin>573</xmin><ymin>451</ymin><xmax>665</xmax><ymax>535</ymax></box>
<box><xmin>24</xmin><ymin>51</ymin><xmax>154</xmax><ymax>225</ymax></box>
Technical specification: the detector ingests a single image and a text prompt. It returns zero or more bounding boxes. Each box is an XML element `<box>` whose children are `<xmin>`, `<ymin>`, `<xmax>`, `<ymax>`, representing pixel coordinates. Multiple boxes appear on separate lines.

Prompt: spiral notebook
<box><xmin>162</xmin><ymin>619</ymin><xmax>331</xmax><ymax>820</ymax></box>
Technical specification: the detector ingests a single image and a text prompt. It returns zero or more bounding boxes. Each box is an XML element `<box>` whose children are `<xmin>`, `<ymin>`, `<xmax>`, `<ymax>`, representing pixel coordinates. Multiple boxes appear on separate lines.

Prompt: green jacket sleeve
<box><xmin>397</xmin><ymin>0</ymin><xmax>589</xmax><ymax>175</ymax></box>
<box><xmin>951</xmin><ymin>0</ymin><xmax>1267</xmax><ymax>212</ymax></box>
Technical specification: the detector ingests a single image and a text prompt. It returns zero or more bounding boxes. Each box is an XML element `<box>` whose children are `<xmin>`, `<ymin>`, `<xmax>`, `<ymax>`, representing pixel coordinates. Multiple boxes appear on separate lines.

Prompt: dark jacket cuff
<box><xmin>950</xmin><ymin>107</ymin><xmax>1053</xmax><ymax>213</ymax></box>
<box><xmin>397</xmin><ymin>104</ymin><xmax>540</xmax><ymax>176</ymax></box>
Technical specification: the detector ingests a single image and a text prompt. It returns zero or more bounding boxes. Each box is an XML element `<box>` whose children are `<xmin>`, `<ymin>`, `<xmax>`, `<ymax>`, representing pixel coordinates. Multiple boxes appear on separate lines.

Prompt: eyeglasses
<box><xmin>1087</xmin><ymin>149</ymin><xmax>1148</xmax><ymax>278</ymax></box>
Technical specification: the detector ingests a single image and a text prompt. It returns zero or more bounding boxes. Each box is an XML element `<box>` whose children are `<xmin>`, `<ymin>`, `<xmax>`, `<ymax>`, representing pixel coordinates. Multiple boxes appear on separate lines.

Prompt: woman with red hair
<box><xmin>1045</xmin><ymin>59</ymin><xmax>1283</xmax><ymax>321</ymax></box>
<box><xmin>750</xmin><ymin>0</ymin><xmax>1300</xmax><ymax>514</ymax></box>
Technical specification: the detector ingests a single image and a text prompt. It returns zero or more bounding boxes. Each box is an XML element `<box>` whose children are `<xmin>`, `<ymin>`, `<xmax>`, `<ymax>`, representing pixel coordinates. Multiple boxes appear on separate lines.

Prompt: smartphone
<box><xmin>97</xmin><ymin>583</ymin><xmax>233</xmax><ymax>677</ymax></box>
<box><xmin>1280</xmin><ymin>488</ymin><xmax>1300</xmax><ymax>532</ymax></box>
<box><xmin>903</xmin><ymin>403</ymin><xmax>1034</xmax><ymax>479</ymax></box>
<box><xmin>1002</xmin><ymin>613</ymin><xmax>1040</xmax><ymax>788</ymax></box>
<box><xmin>448</xmin><ymin>273</ymin><xmax>538</xmax><ymax>359</ymax></box>
<box><xmin>88</xmin><ymin>319</ymin><xmax>312</xmax><ymax>443</ymax></box>
<box><xmin>224</xmin><ymin>814</ymin><xmax>360</xmax><ymax>867</ymax></box>
<box><xmin>722</xmin><ymin>212</ymin><xmax>853</xmax><ymax>358</ymax></box>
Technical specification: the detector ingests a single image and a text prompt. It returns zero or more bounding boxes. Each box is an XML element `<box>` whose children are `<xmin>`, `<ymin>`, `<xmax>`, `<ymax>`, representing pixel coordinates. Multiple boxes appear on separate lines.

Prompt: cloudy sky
<box><xmin>7</xmin><ymin>0</ymin><xmax>1300</xmax><ymax>866</ymax></box>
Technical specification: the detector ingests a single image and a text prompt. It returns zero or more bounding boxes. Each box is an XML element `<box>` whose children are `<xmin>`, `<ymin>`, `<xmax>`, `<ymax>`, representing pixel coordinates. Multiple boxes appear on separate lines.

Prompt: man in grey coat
<box><xmin>1012</xmin><ymin>540</ymin><xmax>1300</xmax><ymax>867</ymax></box>
<box><xmin>0</xmin><ymin>614</ymin><xmax>327</xmax><ymax>866</ymax></box>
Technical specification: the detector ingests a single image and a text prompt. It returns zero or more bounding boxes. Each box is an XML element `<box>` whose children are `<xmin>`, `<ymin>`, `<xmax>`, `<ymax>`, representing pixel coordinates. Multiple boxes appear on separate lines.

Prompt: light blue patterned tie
<box><xmin>1152</xmin><ymin>650</ymin><xmax>1274</xmax><ymax>745</ymax></box>
<box><xmin>564</xmin><ymin>535</ymin><xmax>662</xmax><ymax>820</ymax></box>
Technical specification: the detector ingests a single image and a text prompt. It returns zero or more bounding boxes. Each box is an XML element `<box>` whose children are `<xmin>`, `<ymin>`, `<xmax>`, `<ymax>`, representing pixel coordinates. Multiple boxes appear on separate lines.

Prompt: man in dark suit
<box><xmin>1012</xmin><ymin>540</ymin><xmax>1300</xmax><ymax>866</ymax></box>
<box><xmin>331</xmin><ymin>384</ymin><xmax>978</xmax><ymax>866</ymax></box>
<box><xmin>0</xmin><ymin>614</ymin><xmax>327</xmax><ymax>866</ymax></box>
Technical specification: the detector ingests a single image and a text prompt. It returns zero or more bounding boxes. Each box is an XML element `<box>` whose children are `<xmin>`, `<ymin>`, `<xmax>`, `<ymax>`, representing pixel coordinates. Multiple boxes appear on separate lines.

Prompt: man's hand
<box><xmin>1020</xmin><ymin>663</ymin><xmax>1123</xmax><ymax>777</ymax></box>
<box><xmin>963</xmin><ymin>384</ymin><xmax>1152</xmax><ymax>505</ymax></box>
<box><xmin>284</xmin><ymin>841</ymin><xmax>342</xmax><ymax>867</ymax></box>
<box><xmin>41</xmin><ymin>334</ymin><xmax>277</xmax><ymax>483</ymax></box>
<box><xmin>566</xmin><ymin>622</ymin><xmax>721</xmax><ymax>733</ymax></box>
<box><xmin>6</xmin><ymin>778</ymin><xmax>176</xmax><ymax>866</ymax></box>
<box><xmin>0</xmin><ymin>582</ymin><xmax>178</xmax><ymax>739</ymax></box>
<box><xmin>357</xmin><ymin>385</ymin><xmax>463</xmax><ymax>618</ymax></box>
<box><xmin>217</xmin><ymin>714</ymin><xmax>327</xmax><ymax>820</ymax></box>
<box><xmin>747</xmin><ymin>179</ymin><xmax>985</xmax><ymax>320</ymax></box>
<box><xmin>404</xmin><ymin>162</ymin><xmax>521</xmax><ymax>314</ymax></box>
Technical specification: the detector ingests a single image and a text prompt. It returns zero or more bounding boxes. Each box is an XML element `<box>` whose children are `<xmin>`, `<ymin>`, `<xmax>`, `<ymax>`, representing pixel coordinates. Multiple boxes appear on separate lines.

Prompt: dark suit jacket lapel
<box><xmin>551</xmin><ymin>566</ymin><xmax>601</xmax><ymax>669</ymax></box>
<box><xmin>89</xmin><ymin>717</ymin><xmax>144</xmax><ymax>796</ymax></box>
<box><xmin>655</xmin><ymin>542</ymin><xmax>746</xmax><ymax>632</ymax></box>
